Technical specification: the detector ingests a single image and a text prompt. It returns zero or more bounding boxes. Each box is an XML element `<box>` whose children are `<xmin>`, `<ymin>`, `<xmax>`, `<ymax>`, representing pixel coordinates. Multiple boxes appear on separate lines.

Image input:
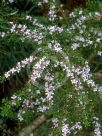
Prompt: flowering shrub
<box><xmin>0</xmin><ymin>1</ymin><xmax>102</xmax><ymax>136</ymax></box>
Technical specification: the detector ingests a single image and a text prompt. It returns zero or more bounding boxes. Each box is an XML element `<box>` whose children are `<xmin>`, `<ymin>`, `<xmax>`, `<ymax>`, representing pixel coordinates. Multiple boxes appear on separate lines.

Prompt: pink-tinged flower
<box><xmin>43</xmin><ymin>0</ymin><xmax>48</xmax><ymax>3</ymax></box>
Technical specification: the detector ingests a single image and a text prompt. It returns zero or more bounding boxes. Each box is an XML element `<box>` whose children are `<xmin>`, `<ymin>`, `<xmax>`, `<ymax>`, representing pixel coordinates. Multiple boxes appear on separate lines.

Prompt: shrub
<box><xmin>0</xmin><ymin>1</ymin><xmax>102</xmax><ymax>136</ymax></box>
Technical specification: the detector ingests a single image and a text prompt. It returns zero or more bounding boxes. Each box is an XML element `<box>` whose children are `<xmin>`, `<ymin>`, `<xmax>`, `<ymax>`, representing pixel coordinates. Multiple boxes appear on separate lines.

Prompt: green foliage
<box><xmin>86</xmin><ymin>0</ymin><xmax>102</xmax><ymax>12</ymax></box>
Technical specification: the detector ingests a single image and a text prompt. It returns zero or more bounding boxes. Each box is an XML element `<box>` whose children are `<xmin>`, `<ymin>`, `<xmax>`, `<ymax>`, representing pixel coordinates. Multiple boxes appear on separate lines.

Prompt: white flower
<box><xmin>4</xmin><ymin>72</ymin><xmax>10</xmax><ymax>78</ymax></box>
<box><xmin>69</xmin><ymin>12</ymin><xmax>76</xmax><ymax>17</ymax></box>
<box><xmin>11</xmin><ymin>95</ymin><xmax>17</xmax><ymax>100</ymax></box>
<box><xmin>18</xmin><ymin>110</ymin><xmax>25</xmax><ymax>121</ymax></box>
<box><xmin>71</xmin><ymin>43</ymin><xmax>79</xmax><ymax>50</ymax></box>
<box><xmin>80</xmin><ymin>16</ymin><xmax>86</xmax><ymax>21</ymax></box>
<box><xmin>43</xmin><ymin>0</ymin><xmax>48</xmax><ymax>3</ymax></box>
<box><xmin>96</xmin><ymin>38</ymin><xmax>101</xmax><ymax>43</ymax></box>
<box><xmin>95</xmin><ymin>12</ymin><xmax>101</xmax><ymax>16</ymax></box>
<box><xmin>79</xmin><ymin>10</ymin><xmax>83</xmax><ymax>15</ymax></box>
<box><xmin>88</xmin><ymin>40</ymin><xmax>93</xmax><ymax>44</ymax></box>
<box><xmin>97</xmin><ymin>51</ymin><xmax>102</xmax><ymax>56</ymax></box>
<box><xmin>9</xmin><ymin>0</ymin><xmax>14</xmax><ymax>3</ymax></box>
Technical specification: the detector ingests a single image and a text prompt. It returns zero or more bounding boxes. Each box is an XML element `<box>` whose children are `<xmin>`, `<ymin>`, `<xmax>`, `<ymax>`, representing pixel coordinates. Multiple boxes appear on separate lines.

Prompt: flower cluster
<box><xmin>48</xmin><ymin>40</ymin><xmax>62</xmax><ymax>53</ymax></box>
<box><xmin>11</xmin><ymin>94</ymin><xmax>21</xmax><ymax>106</ymax></box>
<box><xmin>93</xmin><ymin>117</ymin><xmax>101</xmax><ymax>136</ymax></box>
<box><xmin>74</xmin><ymin>62</ymin><xmax>102</xmax><ymax>92</ymax></box>
<box><xmin>59</xmin><ymin>61</ymin><xmax>83</xmax><ymax>90</ymax></box>
<box><xmin>52</xmin><ymin>118</ymin><xmax>58</xmax><ymax>128</ymax></box>
<box><xmin>44</xmin><ymin>73</ymin><xmax>55</xmax><ymax>102</ymax></box>
<box><xmin>48</xmin><ymin>1</ymin><xmax>57</xmax><ymax>22</ymax></box>
<box><xmin>9</xmin><ymin>22</ymin><xmax>44</xmax><ymax>44</ymax></box>
<box><xmin>68</xmin><ymin>10</ymin><xmax>102</xmax><ymax>50</ymax></box>
<box><xmin>30</xmin><ymin>56</ymin><xmax>50</xmax><ymax>83</ymax></box>
<box><xmin>70</xmin><ymin>122</ymin><xmax>82</xmax><ymax>134</ymax></box>
<box><xmin>26</xmin><ymin>16</ymin><xmax>46</xmax><ymax>30</ymax></box>
<box><xmin>18</xmin><ymin>110</ymin><xmax>25</xmax><ymax>121</ymax></box>
<box><xmin>26</xmin><ymin>15</ymin><xmax>64</xmax><ymax>36</ymax></box>
<box><xmin>48</xmin><ymin>25</ymin><xmax>63</xmax><ymax>35</ymax></box>
<box><xmin>52</xmin><ymin>118</ymin><xmax>82</xmax><ymax>136</ymax></box>
<box><xmin>4</xmin><ymin>55</ymin><xmax>37</xmax><ymax>78</ymax></box>
<box><xmin>0</xmin><ymin>32</ymin><xmax>5</xmax><ymax>37</ymax></box>
<box><xmin>62</xmin><ymin>119</ymin><xmax>70</xmax><ymax>136</ymax></box>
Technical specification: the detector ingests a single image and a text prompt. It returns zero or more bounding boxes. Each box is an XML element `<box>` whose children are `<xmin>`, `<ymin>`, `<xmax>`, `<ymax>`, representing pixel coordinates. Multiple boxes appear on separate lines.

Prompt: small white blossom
<box><xmin>71</xmin><ymin>43</ymin><xmax>80</xmax><ymax>50</ymax></box>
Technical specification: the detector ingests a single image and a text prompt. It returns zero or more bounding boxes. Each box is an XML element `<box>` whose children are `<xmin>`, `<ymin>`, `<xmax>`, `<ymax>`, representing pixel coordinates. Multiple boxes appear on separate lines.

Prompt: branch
<box><xmin>93</xmin><ymin>73</ymin><xmax>102</xmax><ymax>82</ymax></box>
<box><xmin>19</xmin><ymin>115</ymin><xmax>47</xmax><ymax>136</ymax></box>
